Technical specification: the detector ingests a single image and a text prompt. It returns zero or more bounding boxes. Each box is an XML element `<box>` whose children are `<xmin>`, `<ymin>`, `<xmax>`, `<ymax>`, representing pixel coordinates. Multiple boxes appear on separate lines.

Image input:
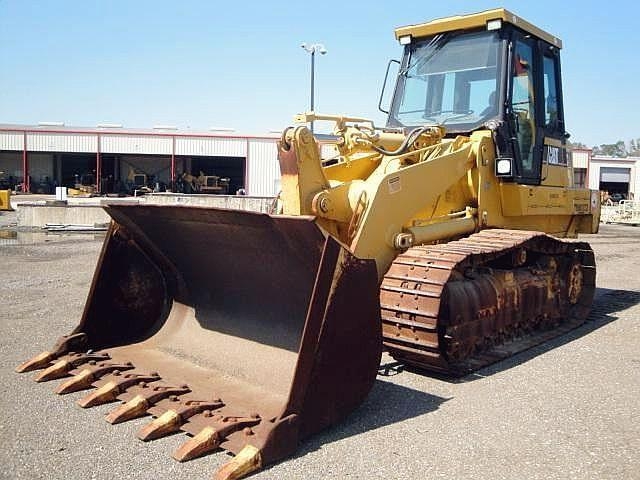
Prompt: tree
<box><xmin>628</xmin><ymin>138</ymin><xmax>640</xmax><ymax>156</ymax></box>
<box><xmin>567</xmin><ymin>140</ymin><xmax>587</xmax><ymax>149</ymax></box>
<box><xmin>592</xmin><ymin>140</ymin><xmax>627</xmax><ymax>157</ymax></box>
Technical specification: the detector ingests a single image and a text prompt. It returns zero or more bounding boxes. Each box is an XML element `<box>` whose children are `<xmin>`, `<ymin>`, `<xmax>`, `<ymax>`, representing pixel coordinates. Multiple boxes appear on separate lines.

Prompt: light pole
<box><xmin>301</xmin><ymin>43</ymin><xmax>327</xmax><ymax>133</ymax></box>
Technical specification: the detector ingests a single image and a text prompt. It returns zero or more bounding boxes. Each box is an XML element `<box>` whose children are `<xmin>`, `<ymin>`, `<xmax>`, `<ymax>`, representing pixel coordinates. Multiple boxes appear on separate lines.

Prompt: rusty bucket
<box><xmin>17</xmin><ymin>204</ymin><xmax>382</xmax><ymax>479</ymax></box>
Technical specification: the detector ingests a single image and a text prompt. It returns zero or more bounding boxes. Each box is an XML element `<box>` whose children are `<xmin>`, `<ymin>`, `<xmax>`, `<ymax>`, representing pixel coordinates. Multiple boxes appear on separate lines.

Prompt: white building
<box><xmin>0</xmin><ymin>124</ymin><xmax>284</xmax><ymax>196</ymax></box>
<box><xmin>570</xmin><ymin>147</ymin><xmax>640</xmax><ymax>200</ymax></box>
<box><xmin>570</xmin><ymin>148</ymin><xmax>590</xmax><ymax>188</ymax></box>
<box><xmin>590</xmin><ymin>155</ymin><xmax>640</xmax><ymax>200</ymax></box>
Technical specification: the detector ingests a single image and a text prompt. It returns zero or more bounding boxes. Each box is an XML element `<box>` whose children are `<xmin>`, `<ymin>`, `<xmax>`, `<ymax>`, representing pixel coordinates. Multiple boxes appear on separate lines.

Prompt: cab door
<box><xmin>539</xmin><ymin>43</ymin><xmax>569</xmax><ymax>186</ymax></box>
<box><xmin>507</xmin><ymin>34</ymin><xmax>543</xmax><ymax>185</ymax></box>
<box><xmin>506</xmin><ymin>31</ymin><xmax>568</xmax><ymax>186</ymax></box>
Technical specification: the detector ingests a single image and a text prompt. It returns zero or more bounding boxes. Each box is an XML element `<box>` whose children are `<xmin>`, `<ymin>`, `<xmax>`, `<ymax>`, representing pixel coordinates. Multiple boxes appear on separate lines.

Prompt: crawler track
<box><xmin>380</xmin><ymin>229</ymin><xmax>596</xmax><ymax>375</ymax></box>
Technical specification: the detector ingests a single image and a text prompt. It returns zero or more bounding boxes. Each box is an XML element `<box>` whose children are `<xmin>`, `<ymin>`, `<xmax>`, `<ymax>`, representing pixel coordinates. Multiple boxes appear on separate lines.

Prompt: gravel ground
<box><xmin>1</xmin><ymin>207</ymin><xmax>638</xmax><ymax>480</ymax></box>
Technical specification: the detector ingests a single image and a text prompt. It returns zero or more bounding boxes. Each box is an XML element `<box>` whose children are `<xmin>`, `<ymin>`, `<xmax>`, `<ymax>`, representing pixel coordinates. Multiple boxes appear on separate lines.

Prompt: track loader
<box><xmin>17</xmin><ymin>8</ymin><xmax>599</xmax><ymax>480</ymax></box>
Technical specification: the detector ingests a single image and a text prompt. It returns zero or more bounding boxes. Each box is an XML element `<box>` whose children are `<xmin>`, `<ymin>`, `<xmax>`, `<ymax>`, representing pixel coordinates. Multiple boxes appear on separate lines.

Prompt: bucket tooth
<box><xmin>79</xmin><ymin>380</ymin><xmax>120</xmax><ymax>408</ymax></box>
<box><xmin>106</xmin><ymin>394</ymin><xmax>148</xmax><ymax>424</ymax></box>
<box><xmin>34</xmin><ymin>359</ymin><xmax>73</xmax><ymax>382</ymax></box>
<box><xmin>55</xmin><ymin>368</ymin><xmax>93</xmax><ymax>394</ymax></box>
<box><xmin>137</xmin><ymin>409</ymin><xmax>182</xmax><ymax>441</ymax></box>
<box><xmin>33</xmin><ymin>352</ymin><xmax>111</xmax><ymax>382</ymax></box>
<box><xmin>214</xmin><ymin>445</ymin><xmax>263</xmax><ymax>480</ymax></box>
<box><xmin>16</xmin><ymin>351</ymin><xmax>54</xmax><ymax>373</ymax></box>
<box><xmin>174</xmin><ymin>414</ymin><xmax>261</xmax><ymax>462</ymax></box>
<box><xmin>106</xmin><ymin>383</ymin><xmax>190</xmax><ymax>424</ymax></box>
<box><xmin>173</xmin><ymin>426</ymin><xmax>221</xmax><ymax>462</ymax></box>
<box><xmin>77</xmin><ymin>372</ymin><xmax>161</xmax><ymax>408</ymax></box>
<box><xmin>137</xmin><ymin>399</ymin><xmax>224</xmax><ymax>441</ymax></box>
<box><xmin>55</xmin><ymin>362</ymin><xmax>135</xmax><ymax>395</ymax></box>
<box><xmin>16</xmin><ymin>333</ymin><xmax>88</xmax><ymax>373</ymax></box>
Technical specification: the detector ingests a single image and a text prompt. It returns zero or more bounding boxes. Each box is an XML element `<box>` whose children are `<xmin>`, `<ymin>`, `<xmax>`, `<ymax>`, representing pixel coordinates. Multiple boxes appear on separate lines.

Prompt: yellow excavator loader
<box><xmin>17</xmin><ymin>9</ymin><xmax>599</xmax><ymax>480</ymax></box>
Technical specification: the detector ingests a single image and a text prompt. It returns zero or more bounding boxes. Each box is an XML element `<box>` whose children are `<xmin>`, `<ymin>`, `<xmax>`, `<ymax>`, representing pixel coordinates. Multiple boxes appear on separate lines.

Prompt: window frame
<box><xmin>508</xmin><ymin>35</ymin><xmax>540</xmax><ymax>183</ymax></box>
<box><xmin>387</xmin><ymin>29</ymin><xmax>505</xmax><ymax>132</ymax></box>
<box><xmin>540</xmin><ymin>44</ymin><xmax>566</xmax><ymax>138</ymax></box>
<box><xmin>502</xmin><ymin>26</ymin><xmax>567</xmax><ymax>185</ymax></box>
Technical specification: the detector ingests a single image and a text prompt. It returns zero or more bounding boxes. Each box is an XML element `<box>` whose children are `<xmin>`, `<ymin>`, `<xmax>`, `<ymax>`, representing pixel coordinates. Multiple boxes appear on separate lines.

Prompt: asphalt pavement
<box><xmin>1</xmin><ymin>215</ymin><xmax>638</xmax><ymax>480</ymax></box>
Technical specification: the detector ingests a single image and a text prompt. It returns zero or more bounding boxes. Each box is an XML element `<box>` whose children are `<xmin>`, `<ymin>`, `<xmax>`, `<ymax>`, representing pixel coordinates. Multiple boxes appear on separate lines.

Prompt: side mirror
<box><xmin>378</xmin><ymin>59</ymin><xmax>400</xmax><ymax>114</ymax></box>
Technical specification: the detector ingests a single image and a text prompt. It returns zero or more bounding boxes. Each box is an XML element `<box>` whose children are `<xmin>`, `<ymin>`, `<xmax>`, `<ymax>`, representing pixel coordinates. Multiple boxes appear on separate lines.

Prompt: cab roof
<box><xmin>394</xmin><ymin>8</ymin><xmax>562</xmax><ymax>49</ymax></box>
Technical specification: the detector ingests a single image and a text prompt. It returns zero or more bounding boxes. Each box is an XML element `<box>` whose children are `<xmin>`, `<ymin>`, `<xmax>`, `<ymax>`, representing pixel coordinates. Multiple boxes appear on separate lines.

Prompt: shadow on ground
<box><xmin>293</xmin><ymin>378</ymin><xmax>449</xmax><ymax>459</ymax></box>
<box><xmin>287</xmin><ymin>287</ymin><xmax>640</xmax><ymax>466</ymax></box>
<box><xmin>464</xmin><ymin>287</ymin><xmax>640</xmax><ymax>379</ymax></box>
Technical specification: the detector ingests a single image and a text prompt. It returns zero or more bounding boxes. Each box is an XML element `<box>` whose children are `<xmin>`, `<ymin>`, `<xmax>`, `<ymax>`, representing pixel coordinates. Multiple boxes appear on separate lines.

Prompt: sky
<box><xmin>1</xmin><ymin>0</ymin><xmax>638</xmax><ymax>146</ymax></box>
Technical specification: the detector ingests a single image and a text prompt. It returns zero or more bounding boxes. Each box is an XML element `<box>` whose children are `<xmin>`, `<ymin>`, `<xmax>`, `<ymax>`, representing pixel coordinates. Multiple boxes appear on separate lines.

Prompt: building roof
<box><xmin>592</xmin><ymin>155</ymin><xmax>640</xmax><ymax>162</ymax></box>
<box><xmin>0</xmin><ymin>123</ymin><xmax>281</xmax><ymax>140</ymax></box>
<box><xmin>570</xmin><ymin>147</ymin><xmax>593</xmax><ymax>152</ymax></box>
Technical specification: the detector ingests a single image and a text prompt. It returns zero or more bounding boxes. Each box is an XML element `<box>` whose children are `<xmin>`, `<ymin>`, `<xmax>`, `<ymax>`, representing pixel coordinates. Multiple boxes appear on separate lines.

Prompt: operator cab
<box><xmin>387</xmin><ymin>9</ymin><xmax>567</xmax><ymax>186</ymax></box>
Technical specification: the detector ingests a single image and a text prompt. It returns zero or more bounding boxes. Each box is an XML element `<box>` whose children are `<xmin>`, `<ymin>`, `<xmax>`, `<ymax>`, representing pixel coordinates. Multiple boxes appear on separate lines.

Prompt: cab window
<box><xmin>543</xmin><ymin>55</ymin><xmax>560</xmax><ymax>129</ymax></box>
<box><xmin>510</xmin><ymin>40</ymin><xmax>536</xmax><ymax>177</ymax></box>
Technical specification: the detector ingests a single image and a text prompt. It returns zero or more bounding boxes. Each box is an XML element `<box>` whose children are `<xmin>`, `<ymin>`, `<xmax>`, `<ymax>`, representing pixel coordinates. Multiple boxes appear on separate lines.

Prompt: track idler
<box><xmin>17</xmin><ymin>204</ymin><xmax>382</xmax><ymax>479</ymax></box>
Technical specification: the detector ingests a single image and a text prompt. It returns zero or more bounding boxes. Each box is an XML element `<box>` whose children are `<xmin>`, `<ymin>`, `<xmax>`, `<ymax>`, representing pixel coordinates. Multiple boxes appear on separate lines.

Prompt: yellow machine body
<box><xmin>0</xmin><ymin>189</ymin><xmax>12</xmax><ymax>211</ymax></box>
<box><xmin>280</xmin><ymin>120</ymin><xmax>598</xmax><ymax>278</ymax></box>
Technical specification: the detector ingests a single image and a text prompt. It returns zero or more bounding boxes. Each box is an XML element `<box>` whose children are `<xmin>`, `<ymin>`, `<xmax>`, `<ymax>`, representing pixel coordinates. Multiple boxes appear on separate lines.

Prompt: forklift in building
<box><xmin>174</xmin><ymin>171</ymin><xmax>231</xmax><ymax>195</ymax></box>
<box><xmin>67</xmin><ymin>173</ymin><xmax>96</xmax><ymax>197</ymax></box>
<box><xmin>197</xmin><ymin>173</ymin><xmax>231</xmax><ymax>194</ymax></box>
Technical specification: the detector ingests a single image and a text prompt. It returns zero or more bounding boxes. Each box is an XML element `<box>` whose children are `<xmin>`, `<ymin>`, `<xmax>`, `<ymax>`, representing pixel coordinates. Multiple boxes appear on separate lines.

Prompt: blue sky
<box><xmin>1</xmin><ymin>0</ymin><xmax>638</xmax><ymax>146</ymax></box>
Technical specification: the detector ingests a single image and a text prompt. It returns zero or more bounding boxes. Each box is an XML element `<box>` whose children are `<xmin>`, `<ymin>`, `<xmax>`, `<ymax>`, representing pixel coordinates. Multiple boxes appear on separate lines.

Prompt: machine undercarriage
<box><xmin>382</xmin><ymin>229</ymin><xmax>595</xmax><ymax>374</ymax></box>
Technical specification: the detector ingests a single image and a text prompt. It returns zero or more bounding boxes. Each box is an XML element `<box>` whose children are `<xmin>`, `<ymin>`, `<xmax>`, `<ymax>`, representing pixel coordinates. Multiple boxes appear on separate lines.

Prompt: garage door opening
<box><xmin>118</xmin><ymin>155</ymin><xmax>171</xmax><ymax>194</ymax></box>
<box><xmin>182</xmin><ymin>156</ymin><xmax>246</xmax><ymax>194</ymax></box>
<box><xmin>61</xmin><ymin>154</ymin><xmax>96</xmax><ymax>189</ymax></box>
<box><xmin>600</xmin><ymin>167</ymin><xmax>630</xmax><ymax>200</ymax></box>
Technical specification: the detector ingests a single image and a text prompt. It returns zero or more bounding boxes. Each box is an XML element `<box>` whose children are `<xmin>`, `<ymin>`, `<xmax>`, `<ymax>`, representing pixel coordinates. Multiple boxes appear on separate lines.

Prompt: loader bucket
<box><xmin>17</xmin><ymin>204</ymin><xmax>382</xmax><ymax>479</ymax></box>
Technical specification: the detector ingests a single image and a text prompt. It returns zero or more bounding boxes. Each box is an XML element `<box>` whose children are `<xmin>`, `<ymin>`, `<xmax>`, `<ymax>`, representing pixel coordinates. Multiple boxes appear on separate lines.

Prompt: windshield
<box><xmin>389</xmin><ymin>30</ymin><xmax>502</xmax><ymax>132</ymax></box>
